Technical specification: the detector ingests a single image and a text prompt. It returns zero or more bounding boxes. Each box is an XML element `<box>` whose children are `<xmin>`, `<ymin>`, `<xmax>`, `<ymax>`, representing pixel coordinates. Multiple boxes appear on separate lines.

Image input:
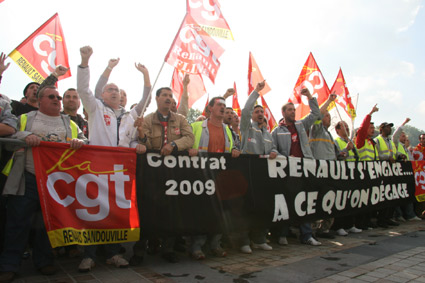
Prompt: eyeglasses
<box><xmin>105</xmin><ymin>87</ymin><xmax>119</xmax><ymax>93</ymax></box>
<box><xmin>46</xmin><ymin>94</ymin><xmax>62</xmax><ymax>101</ymax></box>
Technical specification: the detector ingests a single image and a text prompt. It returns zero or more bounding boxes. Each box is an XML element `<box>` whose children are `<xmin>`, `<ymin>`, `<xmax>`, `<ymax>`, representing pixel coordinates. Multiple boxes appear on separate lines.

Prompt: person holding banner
<box><xmin>0</xmin><ymin>84</ymin><xmax>87</xmax><ymax>282</ymax></box>
<box><xmin>392</xmin><ymin>118</ymin><xmax>421</xmax><ymax>222</ymax></box>
<box><xmin>77</xmin><ymin>46</ymin><xmax>142</xmax><ymax>271</ymax></box>
<box><xmin>236</xmin><ymin>81</ymin><xmax>277</xmax><ymax>254</ymax></box>
<box><xmin>271</xmin><ymin>88</ymin><xmax>321</xmax><ymax>246</ymax></box>
<box><xmin>309</xmin><ymin>94</ymin><xmax>341</xmax><ymax>240</ymax></box>
<box><xmin>331</xmin><ymin>121</ymin><xmax>364</xmax><ymax>235</ymax></box>
<box><xmin>134</xmin><ymin>84</ymin><xmax>194</xmax><ymax>264</ymax></box>
<box><xmin>355</xmin><ymin>105</ymin><xmax>380</xmax><ymax>229</ymax></box>
<box><xmin>189</xmin><ymin>96</ymin><xmax>240</xmax><ymax>259</ymax></box>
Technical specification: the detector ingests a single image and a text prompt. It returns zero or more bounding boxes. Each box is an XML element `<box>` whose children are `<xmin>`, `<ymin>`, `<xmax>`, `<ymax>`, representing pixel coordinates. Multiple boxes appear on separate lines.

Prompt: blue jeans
<box><xmin>280</xmin><ymin>222</ymin><xmax>313</xmax><ymax>243</ymax></box>
<box><xmin>0</xmin><ymin>171</ymin><xmax>54</xmax><ymax>272</ymax></box>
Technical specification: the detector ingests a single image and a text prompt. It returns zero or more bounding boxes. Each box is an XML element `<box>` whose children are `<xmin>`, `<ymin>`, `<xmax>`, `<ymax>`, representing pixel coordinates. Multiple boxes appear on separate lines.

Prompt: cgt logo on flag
<box><xmin>32</xmin><ymin>142</ymin><xmax>139</xmax><ymax>248</ymax></box>
<box><xmin>9</xmin><ymin>13</ymin><xmax>71</xmax><ymax>83</ymax></box>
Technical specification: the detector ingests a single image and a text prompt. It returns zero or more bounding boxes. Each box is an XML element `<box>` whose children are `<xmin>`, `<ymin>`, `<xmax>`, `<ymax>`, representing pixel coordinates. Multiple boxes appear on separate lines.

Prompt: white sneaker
<box><xmin>78</xmin><ymin>258</ymin><xmax>95</xmax><ymax>272</ymax></box>
<box><xmin>347</xmin><ymin>226</ymin><xmax>362</xmax><ymax>233</ymax></box>
<box><xmin>106</xmin><ymin>255</ymin><xmax>129</xmax><ymax>268</ymax></box>
<box><xmin>408</xmin><ymin>216</ymin><xmax>422</xmax><ymax>221</ymax></box>
<box><xmin>304</xmin><ymin>237</ymin><xmax>321</xmax><ymax>246</ymax></box>
<box><xmin>396</xmin><ymin>216</ymin><xmax>406</xmax><ymax>222</ymax></box>
<box><xmin>336</xmin><ymin>228</ymin><xmax>348</xmax><ymax>236</ymax></box>
<box><xmin>278</xmin><ymin>237</ymin><xmax>288</xmax><ymax>245</ymax></box>
<box><xmin>240</xmin><ymin>245</ymin><xmax>252</xmax><ymax>254</ymax></box>
<box><xmin>252</xmin><ymin>243</ymin><xmax>273</xmax><ymax>251</ymax></box>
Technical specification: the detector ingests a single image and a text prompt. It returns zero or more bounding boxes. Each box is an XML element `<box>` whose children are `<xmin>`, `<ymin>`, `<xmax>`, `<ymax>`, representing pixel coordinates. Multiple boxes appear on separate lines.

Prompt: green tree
<box><xmin>403</xmin><ymin>125</ymin><xmax>424</xmax><ymax>147</ymax></box>
<box><xmin>186</xmin><ymin>108</ymin><xmax>202</xmax><ymax>124</ymax></box>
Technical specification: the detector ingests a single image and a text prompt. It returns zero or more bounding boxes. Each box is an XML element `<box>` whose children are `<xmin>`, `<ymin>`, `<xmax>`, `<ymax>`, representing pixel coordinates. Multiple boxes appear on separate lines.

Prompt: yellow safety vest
<box><xmin>375</xmin><ymin>135</ymin><xmax>396</xmax><ymax>160</ymax></box>
<box><xmin>397</xmin><ymin>142</ymin><xmax>410</xmax><ymax>161</ymax></box>
<box><xmin>192</xmin><ymin>121</ymin><xmax>233</xmax><ymax>153</ymax></box>
<box><xmin>2</xmin><ymin>114</ymin><xmax>78</xmax><ymax>176</ymax></box>
<box><xmin>335</xmin><ymin>137</ymin><xmax>357</xmax><ymax>161</ymax></box>
<box><xmin>357</xmin><ymin>139</ymin><xmax>378</xmax><ymax>161</ymax></box>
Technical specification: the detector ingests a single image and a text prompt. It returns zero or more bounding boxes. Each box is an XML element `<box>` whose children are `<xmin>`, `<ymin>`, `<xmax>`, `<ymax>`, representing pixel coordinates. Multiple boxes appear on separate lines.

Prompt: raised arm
<box><xmin>392</xmin><ymin>117</ymin><xmax>410</xmax><ymax>145</ymax></box>
<box><xmin>356</xmin><ymin>104</ymin><xmax>378</xmax><ymax>149</ymax></box>
<box><xmin>319</xmin><ymin>92</ymin><xmax>337</xmax><ymax>116</ymax></box>
<box><xmin>37</xmin><ymin>65</ymin><xmax>69</xmax><ymax>96</ymax></box>
<box><xmin>94</xmin><ymin>58</ymin><xmax>120</xmax><ymax>99</ymax></box>
<box><xmin>177</xmin><ymin>74</ymin><xmax>189</xmax><ymax>117</ymax></box>
<box><xmin>241</xmin><ymin>81</ymin><xmax>264</xmax><ymax>132</ymax></box>
<box><xmin>133</xmin><ymin>63</ymin><xmax>152</xmax><ymax>117</ymax></box>
<box><xmin>301</xmin><ymin>88</ymin><xmax>321</xmax><ymax>129</ymax></box>
<box><xmin>77</xmin><ymin>46</ymin><xmax>97</xmax><ymax>113</ymax></box>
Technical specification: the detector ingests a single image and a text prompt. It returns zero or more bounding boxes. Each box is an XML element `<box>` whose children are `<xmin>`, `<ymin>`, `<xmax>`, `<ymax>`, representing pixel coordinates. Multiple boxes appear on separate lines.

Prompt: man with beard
<box><xmin>271</xmin><ymin>88</ymin><xmax>321</xmax><ymax>246</ymax></box>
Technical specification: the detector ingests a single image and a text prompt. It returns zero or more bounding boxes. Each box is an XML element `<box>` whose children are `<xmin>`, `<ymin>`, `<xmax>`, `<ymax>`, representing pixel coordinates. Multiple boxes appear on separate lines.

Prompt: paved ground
<box><xmin>9</xmin><ymin>219</ymin><xmax>425</xmax><ymax>282</ymax></box>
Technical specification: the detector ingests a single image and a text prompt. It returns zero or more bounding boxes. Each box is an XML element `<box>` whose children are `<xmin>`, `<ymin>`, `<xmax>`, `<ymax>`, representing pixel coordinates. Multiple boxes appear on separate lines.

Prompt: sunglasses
<box><xmin>46</xmin><ymin>94</ymin><xmax>62</xmax><ymax>101</ymax></box>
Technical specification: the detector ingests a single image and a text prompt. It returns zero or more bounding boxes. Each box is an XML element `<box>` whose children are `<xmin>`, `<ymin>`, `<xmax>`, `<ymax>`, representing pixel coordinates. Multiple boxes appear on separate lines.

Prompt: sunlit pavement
<box><xmin>8</xmin><ymin>220</ymin><xmax>425</xmax><ymax>282</ymax></box>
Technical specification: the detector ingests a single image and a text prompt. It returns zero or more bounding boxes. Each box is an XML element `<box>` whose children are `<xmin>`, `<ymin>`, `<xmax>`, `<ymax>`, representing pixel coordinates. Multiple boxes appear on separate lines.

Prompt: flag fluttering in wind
<box><xmin>186</xmin><ymin>0</ymin><xmax>233</xmax><ymax>40</ymax></box>
<box><xmin>329</xmin><ymin>68</ymin><xmax>356</xmax><ymax>119</ymax></box>
<box><xmin>248</xmin><ymin>52</ymin><xmax>271</xmax><ymax>96</ymax></box>
<box><xmin>202</xmin><ymin>94</ymin><xmax>209</xmax><ymax>117</ymax></box>
<box><xmin>165</xmin><ymin>14</ymin><xmax>224</xmax><ymax>83</ymax></box>
<box><xmin>328</xmin><ymin>68</ymin><xmax>356</xmax><ymax>137</ymax></box>
<box><xmin>9</xmin><ymin>13</ymin><xmax>71</xmax><ymax>83</ymax></box>
<box><xmin>232</xmin><ymin>82</ymin><xmax>241</xmax><ymax>117</ymax></box>
<box><xmin>289</xmin><ymin>53</ymin><xmax>330</xmax><ymax>120</ymax></box>
<box><xmin>171</xmin><ymin>68</ymin><xmax>206</xmax><ymax>108</ymax></box>
<box><xmin>260</xmin><ymin>95</ymin><xmax>277</xmax><ymax>132</ymax></box>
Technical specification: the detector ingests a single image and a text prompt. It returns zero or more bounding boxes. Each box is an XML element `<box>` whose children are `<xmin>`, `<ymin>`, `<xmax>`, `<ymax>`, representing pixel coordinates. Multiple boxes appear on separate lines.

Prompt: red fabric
<box><xmin>288</xmin><ymin>53</ymin><xmax>330</xmax><ymax>120</ymax></box>
<box><xmin>248</xmin><ymin>52</ymin><xmax>271</xmax><ymax>96</ymax></box>
<box><xmin>186</xmin><ymin>0</ymin><xmax>233</xmax><ymax>40</ymax></box>
<box><xmin>413</xmin><ymin>144</ymin><xmax>425</xmax><ymax>161</ymax></box>
<box><xmin>171</xmin><ymin>68</ymin><xmax>206</xmax><ymax>108</ymax></box>
<box><xmin>232</xmin><ymin>82</ymin><xmax>241</xmax><ymax>117</ymax></box>
<box><xmin>355</xmin><ymin>114</ymin><xmax>371</xmax><ymax>149</ymax></box>
<box><xmin>160</xmin><ymin>121</ymin><xmax>169</xmax><ymax>146</ymax></box>
<box><xmin>285</xmin><ymin>123</ymin><xmax>303</xmax><ymax>158</ymax></box>
<box><xmin>207</xmin><ymin>121</ymin><xmax>225</xmax><ymax>152</ymax></box>
<box><xmin>165</xmin><ymin>14</ymin><xmax>224</xmax><ymax>83</ymax></box>
<box><xmin>330</xmin><ymin>68</ymin><xmax>356</xmax><ymax>119</ymax></box>
<box><xmin>9</xmin><ymin>13</ymin><xmax>71</xmax><ymax>83</ymax></box>
<box><xmin>32</xmin><ymin>142</ymin><xmax>139</xmax><ymax>247</ymax></box>
<box><xmin>260</xmin><ymin>94</ymin><xmax>277</xmax><ymax>132</ymax></box>
<box><xmin>201</xmin><ymin>94</ymin><xmax>209</xmax><ymax>116</ymax></box>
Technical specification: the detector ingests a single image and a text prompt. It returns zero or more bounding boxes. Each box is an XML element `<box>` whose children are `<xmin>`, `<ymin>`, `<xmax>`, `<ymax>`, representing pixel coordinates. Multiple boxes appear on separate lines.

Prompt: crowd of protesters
<box><xmin>0</xmin><ymin>47</ymin><xmax>424</xmax><ymax>282</ymax></box>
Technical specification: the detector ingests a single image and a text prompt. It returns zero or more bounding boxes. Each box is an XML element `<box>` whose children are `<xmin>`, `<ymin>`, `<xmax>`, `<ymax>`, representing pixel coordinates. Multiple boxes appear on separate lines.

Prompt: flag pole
<box><xmin>119</xmin><ymin>61</ymin><xmax>166</xmax><ymax>146</ymax></box>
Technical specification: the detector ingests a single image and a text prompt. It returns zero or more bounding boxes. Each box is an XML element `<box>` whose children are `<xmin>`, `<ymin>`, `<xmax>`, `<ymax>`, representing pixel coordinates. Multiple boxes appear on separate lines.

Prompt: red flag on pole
<box><xmin>329</xmin><ymin>68</ymin><xmax>356</xmax><ymax>119</ymax></box>
<box><xmin>165</xmin><ymin>14</ymin><xmax>224</xmax><ymax>83</ymax></box>
<box><xmin>9</xmin><ymin>13</ymin><xmax>71</xmax><ymax>84</ymax></box>
<box><xmin>171</xmin><ymin>68</ymin><xmax>207</xmax><ymax>108</ymax></box>
<box><xmin>232</xmin><ymin>82</ymin><xmax>241</xmax><ymax>118</ymax></box>
<box><xmin>260</xmin><ymin>95</ymin><xmax>277</xmax><ymax>132</ymax></box>
<box><xmin>202</xmin><ymin>94</ymin><xmax>209</xmax><ymax>117</ymax></box>
<box><xmin>186</xmin><ymin>0</ymin><xmax>233</xmax><ymax>40</ymax></box>
<box><xmin>289</xmin><ymin>53</ymin><xmax>330</xmax><ymax>120</ymax></box>
<box><xmin>248</xmin><ymin>52</ymin><xmax>271</xmax><ymax>96</ymax></box>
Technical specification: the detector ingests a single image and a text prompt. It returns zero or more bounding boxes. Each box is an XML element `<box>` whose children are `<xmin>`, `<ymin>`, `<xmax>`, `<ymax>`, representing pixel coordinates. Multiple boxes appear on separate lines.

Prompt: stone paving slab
<box><xmin>7</xmin><ymin>220</ymin><xmax>425</xmax><ymax>282</ymax></box>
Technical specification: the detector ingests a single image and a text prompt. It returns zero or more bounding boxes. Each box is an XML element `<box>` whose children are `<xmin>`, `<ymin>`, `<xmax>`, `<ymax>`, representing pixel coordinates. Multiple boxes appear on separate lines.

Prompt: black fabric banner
<box><xmin>137</xmin><ymin>151</ymin><xmax>415</xmax><ymax>236</ymax></box>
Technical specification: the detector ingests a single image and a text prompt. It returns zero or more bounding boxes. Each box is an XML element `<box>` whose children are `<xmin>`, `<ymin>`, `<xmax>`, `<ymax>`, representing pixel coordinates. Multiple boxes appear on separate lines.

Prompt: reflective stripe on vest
<box><xmin>376</xmin><ymin>136</ymin><xmax>396</xmax><ymax>160</ymax></box>
<box><xmin>335</xmin><ymin>137</ymin><xmax>356</xmax><ymax>161</ymax></box>
<box><xmin>397</xmin><ymin>142</ymin><xmax>410</xmax><ymax>161</ymax></box>
<box><xmin>191</xmin><ymin>122</ymin><xmax>233</xmax><ymax>153</ymax></box>
<box><xmin>358</xmin><ymin>140</ymin><xmax>378</xmax><ymax>161</ymax></box>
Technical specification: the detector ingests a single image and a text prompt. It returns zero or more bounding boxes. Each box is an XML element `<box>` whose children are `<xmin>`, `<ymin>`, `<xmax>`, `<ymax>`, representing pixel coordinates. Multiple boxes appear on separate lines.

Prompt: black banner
<box><xmin>137</xmin><ymin>152</ymin><xmax>415</xmax><ymax>236</ymax></box>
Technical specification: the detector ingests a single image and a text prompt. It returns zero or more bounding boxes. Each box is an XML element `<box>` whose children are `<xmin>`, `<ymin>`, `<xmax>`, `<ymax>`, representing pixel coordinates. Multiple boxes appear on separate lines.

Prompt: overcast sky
<box><xmin>0</xmin><ymin>0</ymin><xmax>424</xmax><ymax>131</ymax></box>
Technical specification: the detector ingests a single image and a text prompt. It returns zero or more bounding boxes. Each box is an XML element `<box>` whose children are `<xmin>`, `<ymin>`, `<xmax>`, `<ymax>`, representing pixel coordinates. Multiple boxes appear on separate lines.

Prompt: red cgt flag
<box><xmin>9</xmin><ymin>13</ymin><xmax>71</xmax><ymax>84</ymax></box>
<box><xmin>186</xmin><ymin>0</ymin><xmax>233</xmax><ymax>40</ymax></box>
<box><xmin>260</xmin><ymin>95</ymin><xmax>277</xmax><ymax>132</ymax></box>
<box><xmin>248</xmin><ymin>52</ymin><xmax>271</xmax><ymax>96</ymax></box>
<box><xmin>329</xmin><ymin>68</ymin><xmax>356</xmax><ymax>119</ymax></box>
<box><xmin>32</xmin><ymin>142</ymin><xmax>139</xmax><ymax>248</ymax></box>
<box><xmin>165</xmin><ymin>14</ymin><xmax>224</xmax><ymax>83</ymax></box>
<box><xmin>289</xmin><ymin>52</ymin><xmax>330</xmax><ymax>120</ymax></box>
<box><xmin>171</xmin><ymin>68</ymin><xmax>207</xmax><ymax>108</ymax></box>
<box><xmin>232</xmin><ymin>82</ymin><xmax>241</xmax><ymax>118</ymax></box>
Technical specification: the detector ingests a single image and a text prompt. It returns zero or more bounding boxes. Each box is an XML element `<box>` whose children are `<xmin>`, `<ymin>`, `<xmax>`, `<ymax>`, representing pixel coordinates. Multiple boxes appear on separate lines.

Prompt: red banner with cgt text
<box><xmin>32</xmin><ymin>142</ymin><xmax>139</xmax><ymax>248</ymax></box>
